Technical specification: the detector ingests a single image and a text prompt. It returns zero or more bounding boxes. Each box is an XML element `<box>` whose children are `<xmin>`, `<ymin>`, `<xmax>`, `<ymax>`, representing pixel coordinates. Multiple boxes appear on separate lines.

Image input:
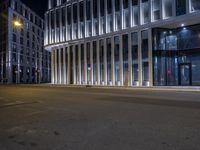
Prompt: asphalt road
<box><xmin>0</xmin><ymin>85</ymin><xmax>200</xmax><ymax>150</ymax></box>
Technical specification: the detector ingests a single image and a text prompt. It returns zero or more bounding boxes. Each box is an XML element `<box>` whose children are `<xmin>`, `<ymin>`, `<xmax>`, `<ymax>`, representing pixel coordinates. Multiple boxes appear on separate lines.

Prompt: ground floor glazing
<box><xmin>51</xmin><ymin>24</ymin><xmax>200</xmax><ymax>86</ymax></box>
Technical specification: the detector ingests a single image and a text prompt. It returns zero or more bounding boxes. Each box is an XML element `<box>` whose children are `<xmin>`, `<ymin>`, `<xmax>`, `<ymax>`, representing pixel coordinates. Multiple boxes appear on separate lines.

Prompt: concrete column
<box><xmin>129</xmin><ymin>0</ymin><xmax>132</xmax><ymax>27</ymax></box>
<box><xmin>65</xmin><ymin>5</ymin><xmax>68</xmax><ymax>41</ymax></box>
<box><xmin>48</xmin><ymin>0</ymin><xmax>51</xmax><ymax>9</ymax></box>
<box><xmin>71</xmin><ymin>3</ymin><xmax>74</xmax><ymax>40</ymax></box>
<box><xmin>84</xmin><ymin>42</ymin><xmax>87</xmax><ymax>84</ymax></box>
<box><xmin>91</xmin><ymin>0</ymin><xmax>94</xmax><ymax>36</ymax></box>
<box><xmin>63</xmin><ymin>47</ymin><xmax>66</xmax><ymax>84</ymax></box>
<box><xmin>73</xmin><ymin>45</ymin><xmax>76</xmax><ymax>84</ymax></box>
<box><xmin>54</xmin><ymin>10</ymin><xmax>56</xmax><ymax>43</ymax></box>
<box><xmin>119</xmin><ymin>35</ymin><xmax>123</xmax><ymax>86</ymax></box>
<box><xmin>55</xmin><ymin>49</ymin><xmax>58</xmax><ymax>84</ymax></box>
<box><xmin>186</xmin><ymin>0</ymin><xmax>191</xmax><ymax>14</ymax></box>
<box><xmin>84</xmin><ymin>0</ymin><xmax>87</xmax><ymax>38</ymax></box>
<box><xmin>51</xmin><ymin>51</ymin><xmax>54</xmax><ymax>84</ymax></box>
<box><xmin>128</xmin><ymin>33</ymin><xmax>132</xmax><ymax>86</ymax></box>
<box><xmin>59</xmin><ymin>8</ymin><xmax>62</xmax><ymax>42</ymax></box>
<box><xmin>161</xmin><ymin>0</ymin><xmax>164</xmax><ymax>20</ymax></box>
<box><xmin>111</xmin><ymin>36</ymin><xmax>115</xmax><ymax>86</ymax></box>
<box><xmin>97</xmin><ymin>0</ymin><xmax>101</xmax><ymax>35</ymax></box>
<box><xmin>77</xmin><ymin>0</ymin><xmax>81</xmax><ymax>39</ymax></box>
<box><xmin>78</xmin><ymin>44</ymin><xmax>81</xmax><ymax>84</ymax></box>
<box><xmin>90</xmin><ymin>42</ymin><xmax>93</xmax><ymax>85</ymax></box>
<box><xmin>104</xmin><ymin>39</ymin><xmax>107</xmax><ymax>85</ymax></box>
<box><xmin>97</xmin><ymin>40</ymin><xmax>100</xmax><ymax>85</ymax></box>
<box><xmin>148</xmin><ymin>28</ymin><xmax>153</xmax><ymax>87</ymax></box>
<box><xmin>67</xmin><ymin>47</ymin><xmax>70</xmax><ymax>84</ymax></box>
<box><xmin>58</xmin><ymin>48</ymin><xmax>61</xmax><ymax>84</ymax></box>
<box><xmin>139</xmin><ymin>0</ymin><xmax>142</xmax><ymax>25</ymax></box>
<box><xmin>49</xmin><ymin>12</ymin><xmax>52</xmax><ymax>44</ymax></box>
<box><xmin>138</xmin><ymin>30</ymin><xmax>143</xmax><ymax>87</ymax></box>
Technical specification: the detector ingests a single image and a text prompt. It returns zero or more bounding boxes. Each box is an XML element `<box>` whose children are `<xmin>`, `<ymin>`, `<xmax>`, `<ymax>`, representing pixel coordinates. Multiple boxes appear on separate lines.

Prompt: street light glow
<box><xmin>13</xmin><ymin>21</ymin><xmax>22</xmax><ymax>27</ymax></box>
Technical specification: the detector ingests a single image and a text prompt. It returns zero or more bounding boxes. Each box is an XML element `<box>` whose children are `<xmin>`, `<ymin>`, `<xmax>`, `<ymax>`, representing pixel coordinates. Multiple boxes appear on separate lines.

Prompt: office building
<box><xmin>0</xmin><ymin>0</ymin><xmax>51</xmax><ymax>84</ymax></box>
<box><xmin>45</xmin><ymin>0</ymin><xmax>200</xmax><ymax>86</ymax></box>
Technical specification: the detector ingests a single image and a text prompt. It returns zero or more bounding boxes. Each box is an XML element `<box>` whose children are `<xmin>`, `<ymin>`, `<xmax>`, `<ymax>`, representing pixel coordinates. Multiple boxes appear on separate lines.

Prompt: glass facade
<box><xmin>46</xmin><ymin>0</ymin><xmax>200</xmax><ymax>87</ymax></box>
<box><xmin>153</xmin><ymin>24</ymin><xmax>200</xmax><ymax>86</ymax></box>
<box><xmin>114</xmin><ymin>36</ymin><xmax>120</xmax><ymax>84</ymax></box>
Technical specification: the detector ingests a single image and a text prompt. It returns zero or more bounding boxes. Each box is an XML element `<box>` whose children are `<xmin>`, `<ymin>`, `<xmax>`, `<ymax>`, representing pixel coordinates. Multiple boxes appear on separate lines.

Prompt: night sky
<box><xmin>21</xmin><ymin>0</ymin><xmax>48</xmax><ymax>18</ymax></box>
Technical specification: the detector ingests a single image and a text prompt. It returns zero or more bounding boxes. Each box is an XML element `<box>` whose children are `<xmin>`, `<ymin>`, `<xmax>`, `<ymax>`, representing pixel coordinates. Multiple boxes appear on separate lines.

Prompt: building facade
<box><xmin>0</xmin><ymin>0</ymin><xmax>51</xmax><ymax>84</ymax></box>
<box><xmin>45</xmin><ymin>0</ymin><xmax>200</xmax><ymax>86</ymax></box>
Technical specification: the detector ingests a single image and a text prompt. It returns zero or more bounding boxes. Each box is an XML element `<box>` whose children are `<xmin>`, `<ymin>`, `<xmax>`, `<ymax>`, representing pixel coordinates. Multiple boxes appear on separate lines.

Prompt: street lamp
<box><xmin>13</xmin><ymin>20</ymin><xmax>42</xmax><ymax>84</ymax></box>
<box><xmin>13</xmin><ymin>21</ymin><xmax>22</xmax><ymax>28</ymax></box>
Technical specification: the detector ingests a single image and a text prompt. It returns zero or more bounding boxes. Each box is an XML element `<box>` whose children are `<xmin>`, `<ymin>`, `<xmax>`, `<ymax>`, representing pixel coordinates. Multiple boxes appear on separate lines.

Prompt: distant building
<box><xmin>45</xmin><ymin>0</ymin><xmax>200</xmax><ymax>86</ymax></box>
<box><xmin>0</xmin><ymin>0</ymin><xmax>51</xmax><ymax>84</ymax></box>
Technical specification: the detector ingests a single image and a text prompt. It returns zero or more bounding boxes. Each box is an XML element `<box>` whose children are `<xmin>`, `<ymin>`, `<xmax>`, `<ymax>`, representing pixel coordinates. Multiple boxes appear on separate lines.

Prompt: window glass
<box><xmin>152</xmin><ymin>0</ymin><xmax>160</xmax><ymax>21</ymax></box>
<box><xmin>114</xmin><ymin>36</ymin><xmax>120</xmax><ymax>83</ymax></box>
<box><xmin>163</xmin><ymin>0</ymin><xmax>173</xmax><ymax>18</ymax></box>
<box><xmin>176</xmin><ymin>0</ymin><xmax>186</xmax><ymax>16</ymax></box>
<box><xmin>191</xmin><ymin>0</ymin><xmax>200</xmax><ymax>12</ymax></box>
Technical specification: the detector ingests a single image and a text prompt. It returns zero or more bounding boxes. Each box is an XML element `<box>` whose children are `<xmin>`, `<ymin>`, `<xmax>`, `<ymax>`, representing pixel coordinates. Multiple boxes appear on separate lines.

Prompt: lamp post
<box><xmin>13</xmin><ymin>20</ymin><xmax>42</xmax><ymax>84</ymax></box>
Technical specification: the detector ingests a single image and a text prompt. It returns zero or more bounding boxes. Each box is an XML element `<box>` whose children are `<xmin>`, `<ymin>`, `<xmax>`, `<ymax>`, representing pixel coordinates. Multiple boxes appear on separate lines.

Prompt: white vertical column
<box><xmin>65</xmin><ymin>6</ymin><xmax>68</xmax><ymax>41</ymax></box>
<box><xmin>59</xmin><ymin>8</ymin><xmax>62</xmax><ymax>42</ymax></box>
<box><xmin>73</xmin><ymin>45</ymin><xmax>76</xmax><ymax>84</ymax></box>
<box><xmin>119</xmin><ymin>35</ymin><xmax>123</xmax><ymax>86</ymax></box>
<box><xmin>77</xmin><ymin>0</ymin><xmax>81</xmax><ymax>39</ymax></box>
<box><xmin>90</xmin><ymin>42</ymin><xmax>93</xmax><ymax>85</ymax></box>
<box><xmin>55</xmin><ymin>49</ymin><xmax>58</xmax><ymax>84</ymax></box>
<box><xmin>51</xmin><ymin>50</ymin><xmax>54</xmax><ymax>84</ymax></box>
<box><xmin>44</xmin><ymin>14</ymin><xmax>47</xmax><ymax>45</ymax></box>
<box><xmin>97</xmin><ymin>40</ymin><xmax>100</xmax><ymax>85</ymax></box>
<box><xmin>84</xmin><ymin>42</ymin><xmax>87</xmax><ymax>84</ymax></box>
<box><xmin>138</xmin><ymin>30</ymin><xmax>143</xmax><ymax>87</ymax></box>
<box><xmin>129</xmin><ymin>0</ymin><xmax>132</xmax><ymax>27</ymax></box>
<box><xmin>78</xmin><ymin>44</ymin><xmax>81</xmax><ymax>84</ymax></box>
<box><xmin>84</xmin><ymin>0</ymin><xmax>87</xmax><ymax>38</ymax></box>
<box><xmin>67</xmin><ymin>47</ymin><xmax>70</xmax><ymax>84</ymax></box>
<box><xmin>58</xmin><ymin>48</ymin><xmax>62</xmax><ymax>84</ymax></box>
<box><xmin>148</xmin><ymin>28</ymin><xmax>153</xmax><ymax>87</ymax></box>
<box><xmin>91</xmin><ymin>0</ymin><xmax>94</xmax><ymax>36</ymax></box>
<box><xmin>71</xmin><ymin>3</ymin><xmax>74</xmax><ymax>40</ymax></box>
<box><xmin>186</xmin><ymin>0</ymin><xmax>191</xmax><ymax>14</ymax></box>
<box><xmin>49</xmin><ymin>12</ymin><xmax>52</xmax><ymax>44</ymax></box>
<box><xmin>128</xmin><ymin>33</ymin><xmax>132</xmax><ymax>87</ymax></box>
<box><xmin>104</xmin><ymin>39</ymin><xmax>107</xmax><ymax>85</ymax></box>
<box><xmin>139</xmin><ymin>0</ymin><xmax>142</xmax><ymax>25</ymax></box>
<box><xmin>63</xmin><ymin>47</ymin><xmax>67</xmax><ymax>84</ymax></box>
<box><xmin>111</xmin><ymin>36</ymin><xmax>115</xmax><ymax>86</ymax></box>
<box><xmin>54</xmin><ymin>10</ymin><xmax>56</xmax><ymax>43</ymax></box>
<box><xmin>161</xmin><ymin>0</ymin><xmax>164</xmax><ymax>20</ymax></box>
<box><xmin>48</xmin><ymin>0</ymin><xmax>51</xmax><ymax>9</ymax></box>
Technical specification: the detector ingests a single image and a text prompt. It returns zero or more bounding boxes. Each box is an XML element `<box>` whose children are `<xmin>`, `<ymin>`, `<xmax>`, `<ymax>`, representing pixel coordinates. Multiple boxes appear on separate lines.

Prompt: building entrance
<box><xmin>153</xmin><ymin>24</ymin><xmax>200</xmax><ymax>86</ymax></box>
<box><xmin>178</xmin><ymin>63</ymin><xmax>192</xmax><ymax>86</ymax></box>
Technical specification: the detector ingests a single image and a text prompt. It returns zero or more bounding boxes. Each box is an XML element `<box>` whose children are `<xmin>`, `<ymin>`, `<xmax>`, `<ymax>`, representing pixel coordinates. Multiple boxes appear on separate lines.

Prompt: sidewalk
<box><xmin>17</xmin><ymin>84</ymin><xmax>200</xmax><ymax>92</ymax></box>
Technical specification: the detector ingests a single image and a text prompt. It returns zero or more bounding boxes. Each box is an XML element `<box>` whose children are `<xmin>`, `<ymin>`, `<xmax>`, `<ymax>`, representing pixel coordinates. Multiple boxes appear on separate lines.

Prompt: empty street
<box><xmin>0</xmin><ymin>85</ymin><xmax>200</xmax><ymax>150</ymax></box>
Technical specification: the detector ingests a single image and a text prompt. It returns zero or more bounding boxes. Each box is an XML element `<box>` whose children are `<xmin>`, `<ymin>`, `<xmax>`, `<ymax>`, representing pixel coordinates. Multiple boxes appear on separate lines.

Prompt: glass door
<box><xmin>178</xmin><ymin>63</ymin><xmax>192</xmax><ymax>86</ymax></box>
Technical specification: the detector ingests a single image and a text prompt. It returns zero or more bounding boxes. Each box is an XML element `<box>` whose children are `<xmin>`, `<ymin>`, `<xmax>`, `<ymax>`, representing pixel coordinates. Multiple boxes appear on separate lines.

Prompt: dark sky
<box><xmin>21</xmin><ymin>0</ymin><xmax>48</xmax><ymax>18</ymax></box>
